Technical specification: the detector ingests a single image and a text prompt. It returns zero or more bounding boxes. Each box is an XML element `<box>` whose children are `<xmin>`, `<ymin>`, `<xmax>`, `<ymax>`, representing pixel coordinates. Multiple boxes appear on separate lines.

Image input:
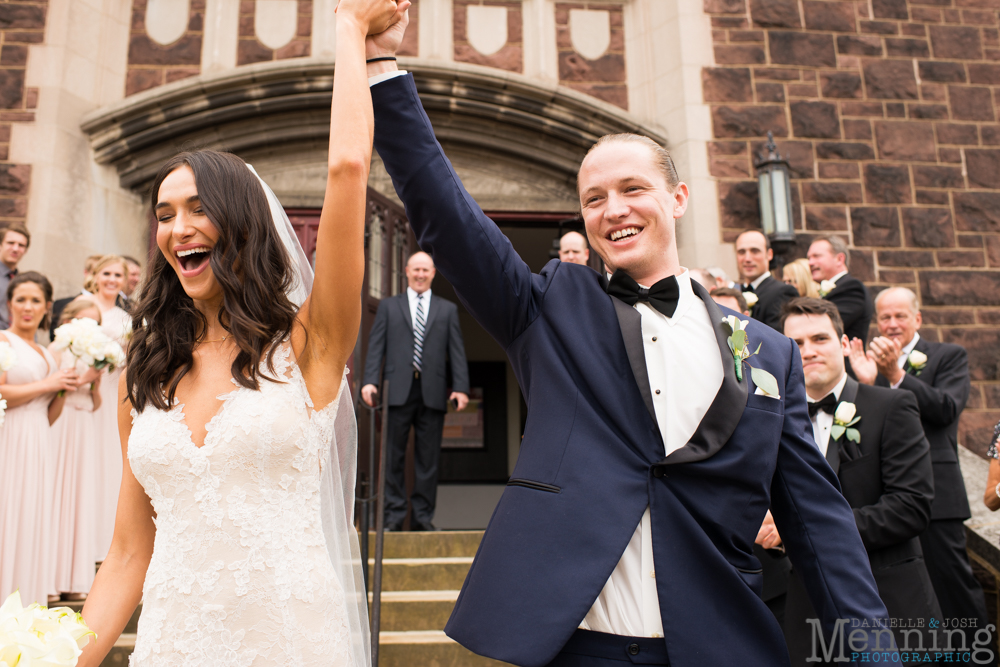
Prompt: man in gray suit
<box><xmin>362</xmin><ymin>251</ymin><xmax>470</xmax><ymax>531</ymax></box>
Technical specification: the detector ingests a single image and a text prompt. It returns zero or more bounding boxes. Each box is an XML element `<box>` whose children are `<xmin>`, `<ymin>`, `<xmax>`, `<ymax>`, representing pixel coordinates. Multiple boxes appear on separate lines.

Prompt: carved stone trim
<box><xmin>80</xmin><ymin>57</ymin><xmax>666</xmax><ymax>193</ymax></box>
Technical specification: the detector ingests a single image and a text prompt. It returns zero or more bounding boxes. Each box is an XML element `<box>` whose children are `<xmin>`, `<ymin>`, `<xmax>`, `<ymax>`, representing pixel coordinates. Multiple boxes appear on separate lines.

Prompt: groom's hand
<box><xmin>336</xmin><ymin>0</ymin><xmax>403</xmax><ymax>37</ymax></box>
<box><xmin>366</xmin><ymin>3</ymin><xmax>409</xmax><ymax>76</ymax></box>
<box><xmin>755</xmin><ymin>510</ymin><xmax>783</xmax><ymax>549</ymax></box>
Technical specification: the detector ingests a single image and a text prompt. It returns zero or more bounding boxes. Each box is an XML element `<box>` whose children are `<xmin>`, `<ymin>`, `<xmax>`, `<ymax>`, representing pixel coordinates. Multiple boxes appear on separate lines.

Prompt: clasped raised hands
<box><xmin>337</xmin><ymin>0</ymin><xmax>410</xmax><ymax>38</ymax></box>
<box><xmin>847</xmin><ymin>336</ymin><xmax>904</xmax><ymax>386</ymax></box>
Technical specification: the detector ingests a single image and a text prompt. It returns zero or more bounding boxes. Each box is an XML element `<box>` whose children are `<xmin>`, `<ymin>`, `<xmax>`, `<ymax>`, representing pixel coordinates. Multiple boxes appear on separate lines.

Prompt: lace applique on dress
<box><xmin>128</xmin><ymin>345</ymin><xmax>351</xmax><ymax>666</ymax></box>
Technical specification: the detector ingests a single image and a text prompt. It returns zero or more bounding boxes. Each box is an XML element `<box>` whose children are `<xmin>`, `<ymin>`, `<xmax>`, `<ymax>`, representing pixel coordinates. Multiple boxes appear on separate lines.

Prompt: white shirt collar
<box><xmin>807</xmin><ymin>372</ymin><xmax>848</xmax><ymax>403</ymax></box>
<box><xmin>829</xmin><ymin>270</ymin><xmax>848</xmax><ymax>285</ymax></box>
<box><xmin>897</xmin><ymin>332</ymin><xmax>921</xmax><ymax>368</ymax></box>
<box><xmin>749</xmin><ymin>271</ymin><xmax>770</xmax><ymax>290</ymax></box>
<box><xmin>407</xmin><ymin>286</ymin><xmax>431</xmax><ymax>300</ymax></box>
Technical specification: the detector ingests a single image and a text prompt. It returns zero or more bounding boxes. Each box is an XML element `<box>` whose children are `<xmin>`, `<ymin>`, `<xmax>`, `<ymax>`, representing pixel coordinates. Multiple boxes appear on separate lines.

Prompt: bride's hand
<box><xmin>337</xmin><ymin>0</ymin><xmax>406</xmax><ymax>36</ymax></box>
<box><xmin>365</xmin><ymin>1</ymin><xmax>410</xmax><ymax>59</ymax></box>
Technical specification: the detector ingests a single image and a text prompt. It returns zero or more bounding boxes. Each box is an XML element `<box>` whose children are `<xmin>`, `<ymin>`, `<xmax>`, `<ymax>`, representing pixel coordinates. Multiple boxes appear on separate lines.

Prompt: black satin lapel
<box><xmin>611</xmin><ymin>296</ymin><xmax>657</xmax><ymax>426</ymax></box>
<box><xmin>840</xmin><ymin>376</ymin><xmax>859</xmax><ymax>404</ymax></box>
<box><xmin>663</xmin><ymin>281</ymin><xmax>749</xmax><ymax>465</ymax></box>
<box><xmin>826</xmin><ymin>436</ymin><xmax>841</xmax><ymax>474</ymax></box>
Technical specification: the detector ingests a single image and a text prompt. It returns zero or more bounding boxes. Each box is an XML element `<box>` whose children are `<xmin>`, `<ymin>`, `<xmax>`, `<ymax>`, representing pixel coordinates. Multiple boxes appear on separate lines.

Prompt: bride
<box><xmin>78</xmin><ymin>1</ymin><xmax>407</xmax><ymax>665</ymax></box>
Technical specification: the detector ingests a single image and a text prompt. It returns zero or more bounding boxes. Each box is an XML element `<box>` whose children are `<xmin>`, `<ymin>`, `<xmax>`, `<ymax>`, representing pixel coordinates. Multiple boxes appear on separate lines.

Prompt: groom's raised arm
<box><xmin>371</xmin><ymin>74</ymin><xmax>545</xmax><ymax>349</ymax></box>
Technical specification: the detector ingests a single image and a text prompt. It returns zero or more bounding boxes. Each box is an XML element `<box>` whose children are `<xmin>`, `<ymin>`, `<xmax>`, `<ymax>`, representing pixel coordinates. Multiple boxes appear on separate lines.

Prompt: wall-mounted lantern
<box><xmin>754</xmin><ymin>131</ymin><xmax>795</xmax><ymax>244</ymax></box>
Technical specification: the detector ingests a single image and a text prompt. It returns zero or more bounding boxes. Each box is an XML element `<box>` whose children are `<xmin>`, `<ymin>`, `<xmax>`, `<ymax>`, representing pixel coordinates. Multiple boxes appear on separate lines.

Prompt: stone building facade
<box><xmin>2</xmin><ymin>0</ymin><xmax>998</xmax><ymax>457</ymax></box>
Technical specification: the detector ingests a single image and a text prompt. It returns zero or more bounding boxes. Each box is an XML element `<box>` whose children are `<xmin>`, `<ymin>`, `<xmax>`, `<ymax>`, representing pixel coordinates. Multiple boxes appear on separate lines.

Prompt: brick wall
<box><xmin>703</xmin><ymin>0</ymin><xmax>1000</xmax><ymax>453</ymax></box>
<box><xmin>0</xmin><ymin>1</ymin><xmax>46</xmax><ymax>229</ymax></box>
<box><xmin>237</xmin><ymin>0</ymin><xmax>311</xmax><ymax>66</ymax></box>
<box><xmin>126</xmin><ymin>0</ymin><xmax>203</xmax><ymax>96</ymax></box>
<box><xmin>556</xmin><ymin>2</ymin><xmax>627</xmax><ymax>109</ymax></box>
<box><xmin>453</xmin><ymin>0</ymin><xmax>523</xmax><ymax>73</ymax></box>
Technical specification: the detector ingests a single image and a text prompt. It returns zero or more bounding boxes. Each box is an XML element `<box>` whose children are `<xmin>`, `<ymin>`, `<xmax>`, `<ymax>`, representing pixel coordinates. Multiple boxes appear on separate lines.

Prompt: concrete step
<box><xmin>368</xmin><ymin>557</ymin><xmax>473</xmax><ymax>592</ymax></box>
<box><xmin>366</xmin><ymin>530</ymin><xmax>483</xmax><ymax>559</ymax></box>
<box><xmin>372</xmin><ymin>590</ymin><xmax>459</xmax><ymax>632</ymax></box>
<box><xmin>378</xmin><ymin>630</ymin><xmax>512</xmax><ymax>667</ymax></box>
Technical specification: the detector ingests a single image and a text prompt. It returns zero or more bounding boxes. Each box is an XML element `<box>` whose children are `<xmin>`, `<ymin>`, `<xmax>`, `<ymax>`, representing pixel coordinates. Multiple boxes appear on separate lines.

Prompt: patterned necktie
<box><xmin>412</xmin><ymin>293</ymin><xmax>426</xmax><ymax>372</ymax></box>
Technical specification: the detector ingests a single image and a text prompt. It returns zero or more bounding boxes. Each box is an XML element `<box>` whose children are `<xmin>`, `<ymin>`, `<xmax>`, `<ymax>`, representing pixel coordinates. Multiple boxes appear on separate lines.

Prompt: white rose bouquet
<box><xmin>0</xmin><ymin>590</ymin><xmax>95</xmax><ymax>666</ymax></box>
<box><xmin>51</xmin><ymin>318</ymin><xmax>125</xmax><ymax>374</ymax></box>
<box><xmin>0</xmin><ymin>340</ymin><xmax>17</xmax><ymax>427</ymax></box>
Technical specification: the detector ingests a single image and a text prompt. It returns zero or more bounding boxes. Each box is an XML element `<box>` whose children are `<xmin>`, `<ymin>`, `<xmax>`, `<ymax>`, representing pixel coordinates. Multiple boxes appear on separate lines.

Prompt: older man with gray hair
<box><xmin>849</xmin><ymin>286</ymin><xmax>988</xmax><ymax>648</ymax></box>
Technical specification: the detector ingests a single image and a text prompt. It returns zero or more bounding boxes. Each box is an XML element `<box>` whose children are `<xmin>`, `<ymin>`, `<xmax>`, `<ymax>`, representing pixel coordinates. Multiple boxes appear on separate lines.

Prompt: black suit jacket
<box><xmin>747</xmin><ymin>274</ymin><xmax>799</xmax><ymax>332</ymax></box>
<box><xmin>823</xmin><ymin>273</ymin><xmax>872</xmax><ymax>345</ymax></box>
<box><xmin>785</xmin><ymin>377</ymin><xmax>940</xmax><ymax>665</ymax></box>
<box><xmin>361</xmin><ymin>292</ymin><xmax>469</xmax><ymax>412</ymax></box>
<box><xmin>876</xmin><ymin>337</ymin><xmax>971</xmax><ymax>521</ymax></box>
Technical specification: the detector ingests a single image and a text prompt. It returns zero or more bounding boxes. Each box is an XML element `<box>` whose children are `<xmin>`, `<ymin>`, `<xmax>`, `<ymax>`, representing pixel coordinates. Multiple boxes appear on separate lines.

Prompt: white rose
<box><xmin>743</xmin><ymin>292</ymin><xmax>758</xmax><ymax>308</ymax></box>
<box><xmin>908</xmin><ymin>350</ymin><xmax>928</xmax><ymax>368</ymax></box>
<box><xmin>724</xmin><ymin>315</ymin><xmax>747</xmax><ymax>333</ymax></box>
<box><xmin>834</xmin><ymin>401</ymin><xmax>856</xmax><ymax>424</ymax></box>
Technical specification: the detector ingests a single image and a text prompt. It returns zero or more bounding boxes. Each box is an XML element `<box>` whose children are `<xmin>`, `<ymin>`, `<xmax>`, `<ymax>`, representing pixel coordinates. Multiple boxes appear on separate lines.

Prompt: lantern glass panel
<box><xmin>771</xmin><ymin>166</ymin><xmax>791</xmax><ymax>236</ymax></box>
<box><xmin>758</xmin><ymin>170</ymin><xmax>775</xmax><ymax>237</ymax></box>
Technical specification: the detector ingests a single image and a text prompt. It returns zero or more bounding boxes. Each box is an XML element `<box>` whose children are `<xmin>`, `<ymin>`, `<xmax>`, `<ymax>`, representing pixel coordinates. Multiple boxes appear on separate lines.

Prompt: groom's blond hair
<box><xmin>579</xmin><ymin>133</ymin><xmax>680</xmax><ymax>191</ymax></box>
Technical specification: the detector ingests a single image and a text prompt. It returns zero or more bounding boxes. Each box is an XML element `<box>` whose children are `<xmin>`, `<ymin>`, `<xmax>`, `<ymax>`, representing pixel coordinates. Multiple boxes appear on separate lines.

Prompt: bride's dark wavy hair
<box><xmin>127</xmin><ymin>150</ymin><xmax>299</xmax><ymax>412</ymax></box>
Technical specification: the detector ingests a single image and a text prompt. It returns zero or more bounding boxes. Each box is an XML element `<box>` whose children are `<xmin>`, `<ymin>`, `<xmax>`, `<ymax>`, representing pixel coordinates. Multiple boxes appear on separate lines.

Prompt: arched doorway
<box><xmin>81</xmin><ymin>58</ymin><xmax>667</xmax><ymax>527</ymax></box>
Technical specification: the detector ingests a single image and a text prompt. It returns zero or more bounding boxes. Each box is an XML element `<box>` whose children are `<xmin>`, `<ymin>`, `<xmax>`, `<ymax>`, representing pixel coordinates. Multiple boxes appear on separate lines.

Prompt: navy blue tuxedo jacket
<box><xmin>371</xmin><ymin>74</ymin><xmax>888</xmax><ymax>667</ymax></box>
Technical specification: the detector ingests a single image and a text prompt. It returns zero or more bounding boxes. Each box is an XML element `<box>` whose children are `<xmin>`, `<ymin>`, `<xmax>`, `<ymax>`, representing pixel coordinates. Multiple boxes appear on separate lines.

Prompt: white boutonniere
<box><xmin>742</xmin><ymin>292</ymin><xmax>758</xmax><ymax>310</ymax></box>
<box><xmin>907</xmin><ymin>349</ymin><xmax>927</xmax><ymax>376</ymax></box>
<box><xmin>721</xmin><ymin>315</ymin><xmax>780</xmax><ymax>397</ymax></box>
<box><xmin>819</xmin><ymin>280</ymin><xmax>836</xmax><ymax>297</ymax></box>
<box><xmin>831</xmin><ymin>401</ymin><xmax>861</xmax><ymax>443</ymax></box>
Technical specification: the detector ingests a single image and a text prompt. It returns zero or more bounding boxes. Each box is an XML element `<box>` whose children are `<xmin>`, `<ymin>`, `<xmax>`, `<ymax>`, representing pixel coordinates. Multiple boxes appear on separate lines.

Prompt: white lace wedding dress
<box><xmin>127</xmin><ymin>345</ymin><xmax>369</xmax><ymax>666</ymax></box>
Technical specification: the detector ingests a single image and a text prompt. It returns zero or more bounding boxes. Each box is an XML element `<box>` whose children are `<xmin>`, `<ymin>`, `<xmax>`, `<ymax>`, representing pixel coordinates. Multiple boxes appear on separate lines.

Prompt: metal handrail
<box><xmin>356</xmin><ymin>381</ymin><xmax>390</xmax><ymax>666</ymax></box>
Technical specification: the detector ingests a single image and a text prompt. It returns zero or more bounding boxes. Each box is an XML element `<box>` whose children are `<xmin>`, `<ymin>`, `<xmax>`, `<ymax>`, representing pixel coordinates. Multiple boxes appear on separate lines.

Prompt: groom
<box><xmin>365</xmin><ymin>25</ymin><xmax>889</xmax><ymax>667</ymax></box>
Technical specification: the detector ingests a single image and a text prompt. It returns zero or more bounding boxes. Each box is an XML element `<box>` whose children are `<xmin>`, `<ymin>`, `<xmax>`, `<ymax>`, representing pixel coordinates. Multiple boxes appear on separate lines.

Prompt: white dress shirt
<box><xmin>828</xmin><ymin>270</ymin><xmax>848</xmax><ymax>286</ymax></box>
<box><xmin>406</xmin><ymin>287</ymin><xmax>431</xmax><ymax>328</ymax></box>
<box><xmin>890</xmin><ymin>332</ymin><xmax>920</xmax><ymax>389</ymax></box>
<box><xmin>807</xmin><ymin>373</ymin><xmax>848</xmax><ymax>456</ymax></box>
<box><xmin>580</xmin><ymin>271</ymin><xmax>724</xmax><ymax>638</ymax></box>
<box><xmin>747</xmin><ymin>271</ymin><xmax>770</xmax><ymax>290</ymax></box>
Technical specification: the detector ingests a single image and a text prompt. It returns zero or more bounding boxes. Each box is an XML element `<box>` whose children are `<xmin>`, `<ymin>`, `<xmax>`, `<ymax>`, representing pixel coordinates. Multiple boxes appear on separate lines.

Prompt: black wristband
<box><xmin>366</xmin><ymin>56</ymin><xmax>397</xmax><ymax>64</ymax></box>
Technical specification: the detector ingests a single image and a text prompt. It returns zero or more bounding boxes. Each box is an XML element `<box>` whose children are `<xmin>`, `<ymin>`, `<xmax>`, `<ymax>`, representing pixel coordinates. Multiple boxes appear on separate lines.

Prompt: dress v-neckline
<box><xmin>4</xmin><ymin>331</ymin><xmax>51</xmax><ymax>374</ymax></box>
<box><xmin>175</xmin><ymin>387</ymin><xmax>238</xmax><ymax>451</ymax></box>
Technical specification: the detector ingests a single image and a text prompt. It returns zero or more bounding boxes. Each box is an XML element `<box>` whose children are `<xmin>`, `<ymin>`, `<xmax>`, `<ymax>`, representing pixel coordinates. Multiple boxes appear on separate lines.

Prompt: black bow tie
<box><xmin>743</xmin><ymin>283</ymin><xmax>755</xmax><ymax>293</ymax></box>
<box><xmin>808</xmin><ymin>393</ymin><xmax>838</xmax><ymax>418</ymax></box>
<box><xmin>606</xmin><ymin>270</ymin><xmax>680</xmax><ymax>318</ymax></box>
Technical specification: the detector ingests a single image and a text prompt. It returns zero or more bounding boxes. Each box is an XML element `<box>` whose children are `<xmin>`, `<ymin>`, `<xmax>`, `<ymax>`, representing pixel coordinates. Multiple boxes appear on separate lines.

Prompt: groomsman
<box><xmin>366</xmin><ymin>24</ymin><xmax>891</xmax><ymax>665</ymax></box>
<box><xmin>735</xmin><ymin>229</ymin><xmax>798</xmax><ymax>332</ymax></box>
<box><xmin>775</xmin><ymin>297</ymin><xmax>940</xmax><ymax>665</ymax></box>
<box><xmin>849</xmin><ymin>286</ymin><xmax>989</xmax><ymax>644</ymax></box>
<box><xmin>807</xmin><ymin>235</ymin><xmax>872</xmax><ymax>345</ymax></box>
<box><xmin>361</xmin><ymin>251</ymin><xmax>470</xmax><ymax>531</ymax></box>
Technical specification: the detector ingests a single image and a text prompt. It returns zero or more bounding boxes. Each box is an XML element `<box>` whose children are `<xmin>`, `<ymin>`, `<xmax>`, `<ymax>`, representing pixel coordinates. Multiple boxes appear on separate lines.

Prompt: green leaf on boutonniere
<box><xmin>751</xmin><ymin>366</ymin><xmax>779</xmax><ymax>398</ymax></box>
<box><xmin>846</xmin><ymin>427</ymin><xmax>860</xmax><ymax>443</ymax></box>
<box><xmin>831</xmin><ymin>424</ymin><xmax>845</xmax><ymax>441</ymax></box>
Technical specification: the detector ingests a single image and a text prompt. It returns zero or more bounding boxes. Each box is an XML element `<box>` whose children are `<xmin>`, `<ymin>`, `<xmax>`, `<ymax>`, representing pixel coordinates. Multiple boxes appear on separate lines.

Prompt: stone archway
<box><xmin>80</xmin><ymin>57</ymin><xmax>667</xmax><ymax>212</ymax></box>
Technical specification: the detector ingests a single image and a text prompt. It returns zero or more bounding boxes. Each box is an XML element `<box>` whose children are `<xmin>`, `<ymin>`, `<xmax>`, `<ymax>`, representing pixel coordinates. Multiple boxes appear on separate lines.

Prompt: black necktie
<box><xmin>606</xmin><ymin>270</ymin><xmax>680</xmax><ymax>318</ymax></box>
<box><xmin>808</xmin><ymin>393</ymin><xmax>838</xmax><ymax>418</ymax></box>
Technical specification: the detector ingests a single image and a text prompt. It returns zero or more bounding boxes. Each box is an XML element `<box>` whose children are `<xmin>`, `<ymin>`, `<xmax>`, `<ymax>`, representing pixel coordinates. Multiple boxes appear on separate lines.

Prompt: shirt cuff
<box><xmin>890</xmin><ymin>375</ymin><xmax>905</xmax><ymax>389</ymax></box>
<box><xmin>369</xmin><ymin>70</ymin><xmax>408</xmax><ymax>87</ymax></box>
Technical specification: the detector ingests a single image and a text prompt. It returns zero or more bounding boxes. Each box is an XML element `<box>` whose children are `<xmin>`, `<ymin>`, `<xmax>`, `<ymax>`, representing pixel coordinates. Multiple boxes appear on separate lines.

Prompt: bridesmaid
<box><xmin>48</xmin><ymin>299</ymin><xmax>104</xmax><ymax>600</ymax></box>
<box><xmin>0</xmin><ymin>271</ymin><xmax>78</xmax><ymax>606</ymax></box>
<box><xmin>76</xmin><ymin>255</ymin><xmax>130</xmax><ymax>562</ymax></box>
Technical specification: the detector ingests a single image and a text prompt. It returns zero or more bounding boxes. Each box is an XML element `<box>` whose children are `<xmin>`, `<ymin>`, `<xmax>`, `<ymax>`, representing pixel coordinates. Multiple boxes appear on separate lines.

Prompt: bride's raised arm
<box><xmin>297</xmin><ymin>0</ymin><xmax>408</xmax><ymax>375</ymax></box>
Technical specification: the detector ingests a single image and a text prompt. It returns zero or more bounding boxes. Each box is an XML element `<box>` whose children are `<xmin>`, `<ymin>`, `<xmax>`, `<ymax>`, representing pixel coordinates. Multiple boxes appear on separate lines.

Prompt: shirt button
<box><xmin>652</xmin><ymin>633</ymin><xmax>662</xmax><ymax>638</ymax></box>
<box><xmin>655</xmin><ymin>389</ymin><xmax>661</xmax><ymax>395</ymax></box>
<box><xmin>650</xmin><ymin>570</ymin><xmax>655</xmax><ymax>578</ymax></box>
<box><xmin>651</xmin><ymin>336</ymin><xmax>657</xmax><ymax>341</ymax></box>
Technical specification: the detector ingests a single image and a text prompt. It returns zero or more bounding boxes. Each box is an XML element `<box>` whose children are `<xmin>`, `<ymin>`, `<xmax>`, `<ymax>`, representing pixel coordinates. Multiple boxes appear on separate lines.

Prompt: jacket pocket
<box><xmin>506</xmin><ymin>479</ymin><xmax>561</xmax><ymax>493</ymax></box>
